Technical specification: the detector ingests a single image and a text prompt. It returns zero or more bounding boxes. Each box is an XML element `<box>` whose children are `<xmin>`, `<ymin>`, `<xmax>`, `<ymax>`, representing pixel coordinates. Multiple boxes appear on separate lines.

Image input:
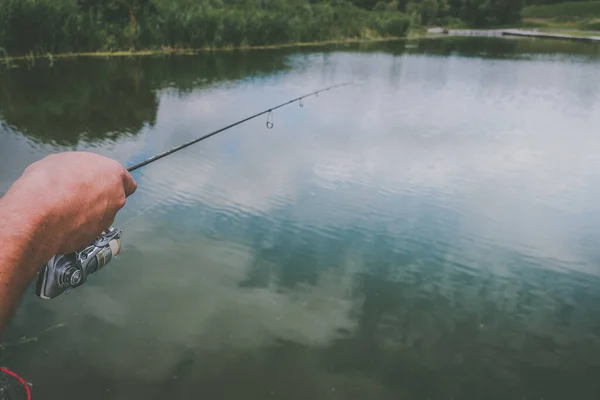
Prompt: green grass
<box><xmin>522</xmin><ymin>1</ymin><xmax>600</xmax><ymax>19</ymax></box>
<box><xmin>538</xmin><ymin>28</ymin><xmax>600</xmax><ymax>36</ymax></box>
<box><xmin>521</xmin><ymin>17</ymin><xmax>600</xmax><ymax>28</ymax></box>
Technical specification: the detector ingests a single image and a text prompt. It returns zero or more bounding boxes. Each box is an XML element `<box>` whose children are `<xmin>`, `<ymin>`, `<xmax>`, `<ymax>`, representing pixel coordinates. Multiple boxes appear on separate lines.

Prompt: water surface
<box><xmin>2</xmin><ymin>37</ymin><xmax>600</xmax><ymax>399</ymax></box>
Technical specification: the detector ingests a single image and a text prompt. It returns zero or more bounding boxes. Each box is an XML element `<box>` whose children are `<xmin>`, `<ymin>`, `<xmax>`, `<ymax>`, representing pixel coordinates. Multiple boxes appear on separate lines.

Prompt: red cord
<box><xmin>0</xmin><ymin>367</ymin><xmax>32</xmax><ymax>400</ymax></box>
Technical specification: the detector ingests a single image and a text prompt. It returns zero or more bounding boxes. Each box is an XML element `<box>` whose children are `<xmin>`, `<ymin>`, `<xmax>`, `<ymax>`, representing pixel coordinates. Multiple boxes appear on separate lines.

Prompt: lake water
<box><xmin>2</xmin><ymin>37</ymin><xmax>600</xmax><ymax>399</ymax></box>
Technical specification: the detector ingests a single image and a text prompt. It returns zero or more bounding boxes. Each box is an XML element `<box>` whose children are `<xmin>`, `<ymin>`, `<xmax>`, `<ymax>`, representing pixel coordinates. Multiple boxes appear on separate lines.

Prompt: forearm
<box><xmin>0</xmin><ymin>190</ymin><xmax>57</xmax><ymax>333</ymax></box>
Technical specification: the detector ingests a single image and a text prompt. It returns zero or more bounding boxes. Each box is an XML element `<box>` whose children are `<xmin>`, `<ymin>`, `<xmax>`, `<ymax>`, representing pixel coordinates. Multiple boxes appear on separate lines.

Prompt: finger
<box><xmin>100</xmin><ymin>214</ymin><xmax>116</xmax><ymax>233</ymax></box>
<box><xmin>60</xmin><ymin>232</ymin><xmax>97</xmax><ymax>254</ymax></box>
<box><xmin>122</xmin><ymin>169</ymin><xmax>137</xmax><ymax>197</ymax></box>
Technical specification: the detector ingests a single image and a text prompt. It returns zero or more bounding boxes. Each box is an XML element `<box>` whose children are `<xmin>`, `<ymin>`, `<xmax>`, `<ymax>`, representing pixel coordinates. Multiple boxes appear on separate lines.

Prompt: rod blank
<box><xmin>126</xmin><ymin>82</ymin><xmax>352</xmax><ymax>173</ymax></box>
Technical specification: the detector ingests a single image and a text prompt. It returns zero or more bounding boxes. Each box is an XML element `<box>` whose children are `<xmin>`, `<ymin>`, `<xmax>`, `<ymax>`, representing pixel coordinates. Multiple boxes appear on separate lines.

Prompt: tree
<box><xmin>77</xmin><ymin>0</ymin><xmax>155</xmax><ymax>31</ymax></box>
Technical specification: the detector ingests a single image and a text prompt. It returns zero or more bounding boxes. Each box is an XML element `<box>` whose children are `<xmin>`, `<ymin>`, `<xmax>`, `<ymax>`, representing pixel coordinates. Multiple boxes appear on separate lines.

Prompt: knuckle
<box><xmin>116</xmin><ymin>194</ymin><xmax>127</xmax><ymax>209</ymax></box>
<box><xmin>118</xmin><ymin>167</ymin><xmax>128</xmax><ymax>179</ymax></box>
<box><xmin>112</xmin><ymin>162</ymin><xmax>127</xmax><ymax>179</ymax></box>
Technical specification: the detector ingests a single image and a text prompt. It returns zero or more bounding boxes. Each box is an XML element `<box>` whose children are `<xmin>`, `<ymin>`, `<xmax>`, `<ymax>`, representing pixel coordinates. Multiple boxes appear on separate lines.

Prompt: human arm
<box><xmin>0</xmin><ymin>152</ymin><xmax>136</xmax><ymax>333</ymax></box>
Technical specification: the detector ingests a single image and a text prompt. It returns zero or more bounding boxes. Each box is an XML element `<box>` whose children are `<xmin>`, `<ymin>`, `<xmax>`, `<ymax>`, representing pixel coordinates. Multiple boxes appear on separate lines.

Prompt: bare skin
<box><xmin>0</xmin><ymin>152</ymin><xmax>136</xmax><ymax>333</ymax></box>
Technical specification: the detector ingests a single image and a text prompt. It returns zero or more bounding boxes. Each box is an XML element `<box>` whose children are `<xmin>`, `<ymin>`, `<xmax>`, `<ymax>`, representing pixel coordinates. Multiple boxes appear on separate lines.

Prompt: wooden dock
<box><xmin>428</xmin><ymin>28</ymin><xmax>504</xmax><ymax>37</ymax></box>
<box><xmin>501</xmin><ymin>29</ymin><xmax>600</xmax><ymax>43</ymax></box>
<box><xmin>427</xmin><ymin>28</ymin><xmax>600</xmax><ymax>43</ymax></box>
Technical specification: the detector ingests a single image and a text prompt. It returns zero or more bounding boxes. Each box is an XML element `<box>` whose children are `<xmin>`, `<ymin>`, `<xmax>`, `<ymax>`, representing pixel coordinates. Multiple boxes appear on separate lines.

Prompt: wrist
<box><xmin>0</xmin><ymin>188</ymin><xmax>59</xmax><ymax>274</ymax></box>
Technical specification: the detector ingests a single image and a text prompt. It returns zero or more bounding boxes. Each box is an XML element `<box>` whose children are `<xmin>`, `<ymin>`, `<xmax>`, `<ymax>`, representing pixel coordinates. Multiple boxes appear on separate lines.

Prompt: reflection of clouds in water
<box><xmin>126</xmin><ymin>54</ymin><xmax>600</xmax><ymax>274</ymax></box>
<box><xmin>31</xmin><ymin>228</ymin><xmax>361</xmax><ymax>379</ymax></box>
<box><xmin>4</xmin><ymin>47</ymin><xmax>600</xmax><ymax>399</ymax></box>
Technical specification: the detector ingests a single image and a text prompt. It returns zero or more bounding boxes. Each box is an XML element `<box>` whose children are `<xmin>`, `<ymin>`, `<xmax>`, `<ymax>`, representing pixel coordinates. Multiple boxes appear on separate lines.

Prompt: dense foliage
<box><xmin>6</xmin><ymin>0</ymin><xmax>596</xmax><ymax>56</ymax></box>
<box><xmin>522</xmin><ymin>0</ymin><xmax>600</xmax><ymax>18</ymax></box>
<box><xmin>369</xmin><ymin>0</ymin><xmax>524</xmax><ymax>27</ymax></box>
<box><xmin>0</xmin><ymin>0</ymin><xmax>410</xmax><ymax>55</ymax></box>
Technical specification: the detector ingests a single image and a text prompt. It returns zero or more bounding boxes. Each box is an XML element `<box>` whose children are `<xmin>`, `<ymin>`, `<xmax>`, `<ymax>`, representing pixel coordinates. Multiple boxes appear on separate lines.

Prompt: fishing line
<box><xmin>126</xmin><ymin>81</ymin><xmax>352</xmax><ymax>173</ymax></box>
<box><xmin>118</xmin><ymin>191</ymin><xmax>176</xmax><ymax>229</ymax></box>
<box><xmin>118</xmin><ymin>82</ymin><xmax>353</xmax><ymax>226</ymax></box>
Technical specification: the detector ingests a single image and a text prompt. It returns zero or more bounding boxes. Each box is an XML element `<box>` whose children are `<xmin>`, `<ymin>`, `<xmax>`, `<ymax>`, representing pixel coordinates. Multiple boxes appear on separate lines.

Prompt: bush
<box><xmin>369</xmin><ymin>12</ymin><xmax>411</xmax><ymax>36</ymax></box>
<box><xmin>439</xmin><ymin>16</ymin><xmax>467</xmax><ymax>28</ymax></box>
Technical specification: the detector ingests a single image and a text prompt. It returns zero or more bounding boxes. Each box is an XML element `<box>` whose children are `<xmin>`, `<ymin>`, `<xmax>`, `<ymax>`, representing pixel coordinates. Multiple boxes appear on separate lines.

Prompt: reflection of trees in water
<box><xmin>365</xmin><ymin>36</ymin><xmax>600</xmax><ymax>59</ymax></box>
<box><xmin>2</xmin><ymin>39</ymin><xmax>599</xmax><ymax>147</ymax></box>
<box><xmin>329</xmin><ymin>268</ymin><xmax>600</xmax><ymax>398</ymax></box>
<box><xmin>0</xmin><ymin>60</ymin><xmax>158</xmax><ymax>145</ymax></box>
<box><xmin>5</xmin><ymin>39</ymin><xmax>599</xmax><ymax>147</ymax></box>
<box><xmin>0</xmin><ymin>52</ymin><xmax>289</xmax><ymax>145</ymax></box>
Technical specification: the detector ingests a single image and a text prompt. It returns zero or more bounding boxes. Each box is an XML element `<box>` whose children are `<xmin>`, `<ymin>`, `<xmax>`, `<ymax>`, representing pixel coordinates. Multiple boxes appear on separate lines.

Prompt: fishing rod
<box><xmin>127</xmin><ymin>81</ymin><xmax>352</xmax><ymax>172</ymax></box>
<box><xmin>35</xmin><ymin>81</ymin><xmax>353</xmax><ymax>300</ymax></box>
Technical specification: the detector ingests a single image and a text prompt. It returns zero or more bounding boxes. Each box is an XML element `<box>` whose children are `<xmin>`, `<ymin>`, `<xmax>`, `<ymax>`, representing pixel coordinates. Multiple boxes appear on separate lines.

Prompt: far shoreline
<box><xmin>2</xmin><ymin>35</ymin><xmax>420</xmax><ymax>63</ymax></box>
<box><xmin>10</xmin><ymin>26</ymin><xmax>594</xmax><ymax>64</ymax></box>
